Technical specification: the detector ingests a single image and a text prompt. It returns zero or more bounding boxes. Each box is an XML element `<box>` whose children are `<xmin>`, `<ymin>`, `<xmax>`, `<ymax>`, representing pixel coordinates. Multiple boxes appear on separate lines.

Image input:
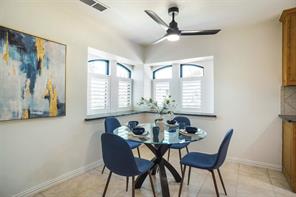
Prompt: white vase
<box><xmin>155</xmin><ymin>114</ymin><xmax>165</xmax><ymax>132</ymax></box>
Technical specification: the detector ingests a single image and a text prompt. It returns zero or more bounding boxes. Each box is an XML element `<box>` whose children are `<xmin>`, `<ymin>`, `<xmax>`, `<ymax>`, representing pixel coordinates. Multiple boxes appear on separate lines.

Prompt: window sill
<box><xmin>174</xmin><ymin>111</ymin><xmax>217</xmax><ymax>118</ymax></box>
<box><xmin>85</xmin><ymin>110</ymin><xmax>148</xmax><ymax>121</ymax></box>
<box><xmin>85</xmin><ymin>111</ymin><xmax>217</xmax><ymax>121</ymax></box>
<box><xmin>144</xmin><ymin>111</ymin><xmax>217</xmax><ymax>118</ymax></box>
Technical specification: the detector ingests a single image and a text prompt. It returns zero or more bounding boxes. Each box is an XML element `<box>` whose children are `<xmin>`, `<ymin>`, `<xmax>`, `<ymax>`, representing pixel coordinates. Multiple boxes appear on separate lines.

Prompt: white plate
<box><xmin>180</xmin><ymin>129</ymin><xmax>198</xmax><ymax>136</ymax></box>
<box><xmin>129</xmin><ymin>130</ymin><xmax>149</xmax><ymax>137</ymax></box>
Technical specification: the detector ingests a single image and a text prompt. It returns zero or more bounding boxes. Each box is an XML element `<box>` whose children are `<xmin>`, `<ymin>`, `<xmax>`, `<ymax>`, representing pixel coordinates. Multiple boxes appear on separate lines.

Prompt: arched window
<box><xmin>180</xmin><ymin>64</ymin><xmax>204</xmax><ymax>78</ymax></box>
<box><xmin>180</xmin><ymin>64</ymin><xmax>204</xmax><ymax>111</ymax></box>
<box><xmin>153</xmin><ymin>65</ymin><xmax>172</xmax><ymax>79</ymax></box>
<box><xmin>88</xmin><ymin>59</ymin><xmax>109</xmax><ymax>75</ymax></box>
<box><xmin>117</xmin><ymin>63</ymin><xmax>131</xmax><ymax>78</ymax></box>
<box><xmin>87</xmin><ymin>59</ymin><xmax>110</xmax><ymax>115</ymax></box>
<box><xmin>152</xmin><ymin>65</ymin><xmax>172</xmax><ymax>105</ymax></box>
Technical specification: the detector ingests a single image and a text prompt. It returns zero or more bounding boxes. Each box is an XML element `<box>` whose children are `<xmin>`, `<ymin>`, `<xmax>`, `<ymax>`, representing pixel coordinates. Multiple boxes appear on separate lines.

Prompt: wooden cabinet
<box><xmin>280</xmin><ymin>8</ymin><xmax>296</xmax><ymax>86</ymax></box>
<box><xmin>281</xmin><ymin>8</ymin><xmax>296</xmax><ymax>192</ymax></box>
<box><xmin>283</xmin><ymin>121</ymin><xmax>296</xmax><ymax>192</ymax></box>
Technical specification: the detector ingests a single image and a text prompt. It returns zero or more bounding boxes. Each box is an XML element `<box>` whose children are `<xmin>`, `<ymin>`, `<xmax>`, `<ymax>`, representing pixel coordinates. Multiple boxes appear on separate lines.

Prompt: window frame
<box><xmin>180</xmin><ymin>64</ymin><xmax>205</xmax><ymax>112</ymax></box>
<box><xmin>151</xmin><ymin>62</ymin><xmax>213</xmax><ymax>114</ymax></box>
<box><xmin>116</xmin><ymin>63</ymin><xmax>133</xmax><ymax>110</ymax></box>
<box><xmin>152</xmin><ymin>65</ymin><xmax>172</xmax><ymax>79</ymax></box>
<box><xmin>117</xmin><ymin>63</ymin><xmax>132</xmax><ymax>78</ymax></box>
<box><xmin>152</xmin><ymin>65</ymin><xmax>172</xmax><ymax>105</ymax></box>
<box><xmin>88</xmin><ymin>59</ymin><xmax>110</xmax><ymax>76</ymax></box>
<box><xmin>87</xmin><ymin>59</ymin><xmax>111</xmax><ymax>115</ymax></box>
<box><xmin>180</xmin><ymin>64</ymin><xmax>204</xmax><ymax>78</ymax></box>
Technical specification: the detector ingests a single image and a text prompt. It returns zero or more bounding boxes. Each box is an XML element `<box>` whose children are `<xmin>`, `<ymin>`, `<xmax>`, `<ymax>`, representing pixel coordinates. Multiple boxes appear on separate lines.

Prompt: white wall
<box><xmin>0</xmin><ymin>1</ymin><xmax>144</xmax><ymax>196</ymax></box>
<box><xmin>144</xmin><ymin>19</ymin><xmax>282</xmax><ymax>168</ymax></box>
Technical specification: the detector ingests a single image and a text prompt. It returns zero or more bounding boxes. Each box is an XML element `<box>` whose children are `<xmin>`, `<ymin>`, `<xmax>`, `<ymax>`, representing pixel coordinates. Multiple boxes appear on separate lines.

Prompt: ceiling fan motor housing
<box><xmin>167</xmin><ymin>28</ymin><xmax>180</xmax><ymax>35</ymax></box>
<box><xmin>168</xmin><ymin>7</ymin><xmax>179</xmax><ymax>16</ymax></box>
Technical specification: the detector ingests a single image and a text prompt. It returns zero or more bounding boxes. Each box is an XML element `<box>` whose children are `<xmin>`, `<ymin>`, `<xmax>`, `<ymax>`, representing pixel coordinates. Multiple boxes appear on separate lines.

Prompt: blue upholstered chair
<box><xmin>102</xmin><ymin>117</ymin><xmax>142</xmax><ymax>174</ymax></box>
<box><xmin>167</xmin><ymin>116</ymin><xmax>191</xmax><ymax>170</ymax></box>
<box><xmin>101</xmin><ymin>133</ymin><xmax>156</xmax><ymax>197</ymax></box>
<box><xmin>178</xmin><ymin>129</ymin><xmax>234</xmax><ymax>197</ymax></box>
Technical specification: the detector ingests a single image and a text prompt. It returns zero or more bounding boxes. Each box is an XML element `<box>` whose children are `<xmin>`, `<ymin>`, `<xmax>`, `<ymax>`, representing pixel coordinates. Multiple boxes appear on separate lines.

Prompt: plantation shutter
<box><xmin>87</xmin><ymin>74</ymin><xmax>110</xmax><ymax>115</ymax></box>
<box><xmin>154</xmin><ymin>81</ymin><xmax>170</xmax><ymax>105</ymax></box>
<box><xmin>118</xmin><ymin>79</ymin><xmax>132</xmax><ymax>108</ymax></box>
<box><xmin>181</xmin><ymin>79</ymin><xmax>202</xmax><ymax>110</ymax></box>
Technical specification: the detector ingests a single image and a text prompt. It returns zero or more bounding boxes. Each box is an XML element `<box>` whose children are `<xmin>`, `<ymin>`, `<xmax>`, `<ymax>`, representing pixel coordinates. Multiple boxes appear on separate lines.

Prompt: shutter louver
<box><xmin>118</xmin><ymin>80</ymin><xmax>132</xmax><ymax>108</ymax></box>
<box><xmin>182</xmin><ymin>80</ymin><xmax>202</xmax><ymax>110</ymax></box>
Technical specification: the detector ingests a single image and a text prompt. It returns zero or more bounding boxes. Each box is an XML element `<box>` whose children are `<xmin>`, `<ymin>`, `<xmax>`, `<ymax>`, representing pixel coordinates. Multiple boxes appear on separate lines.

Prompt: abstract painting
<box><xmin>0</xmin><ymin>26</ymin><xmax>66</xmax><ymax>121</ymax></box>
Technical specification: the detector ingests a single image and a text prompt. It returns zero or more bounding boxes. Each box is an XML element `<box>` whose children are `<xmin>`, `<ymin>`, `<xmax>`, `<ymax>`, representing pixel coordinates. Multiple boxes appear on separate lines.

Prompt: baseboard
<box><xmin>13</xmin><ymin>160</ymin><xmax>103</xmax><ymax>197</ymax></box>
<box><xmin>228</xmin><ymin>157</ymin><xmax>282</xmax><ymax>171</ymax></box>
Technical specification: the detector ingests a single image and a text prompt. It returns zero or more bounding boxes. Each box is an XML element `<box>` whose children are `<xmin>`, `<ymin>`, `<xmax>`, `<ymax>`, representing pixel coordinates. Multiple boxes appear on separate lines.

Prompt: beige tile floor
<box><xmin>33</xmin><ymin>146</ymin><xmax>296</xmax><ymax>197</ymax></box>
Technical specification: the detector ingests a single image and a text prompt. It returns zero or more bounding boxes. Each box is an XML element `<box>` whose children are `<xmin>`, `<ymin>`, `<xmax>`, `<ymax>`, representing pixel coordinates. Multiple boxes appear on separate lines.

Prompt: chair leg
<box><xmin>132</xmin><ymin>176</ymin><xmax>135</xmax><ymax>197</ymax></box>
<box><xmin>187</xmin><ymin>166</ymin><xmax>191</xmax><ymax>185</ymax></box>
<box><xmin>178</xmin><ymin>149</ymin><xmax>182</xmax><ymax>172</ymax></box>
<box><xmin>102</xmin><ymin>171</ymin><xmax>112</xmax><ymax>197</ymax></box>
<box><xmin>167</xmin><ymin>148</ymin><xmax>170</xmax><ymax>161</ymax></box>
<box><xmin>217</xmin><ymin>168</ymin><xmax>227</xmax><ymax>195</ymax></box>
<box><xmin>137</xmin><ymin>147</ymin><xmax>141</xmax><ymax>158</ymax></box>
<box><xmin>148</xmin><ymin>171</ymin><xmax>156</xmax><ymax>197</ymax></box>
<box><xmin>102</xmin><ymin>165</ymin><xmax>106</xmax><ymax>174</ymax></box>
<box><xmin>210</xmin><ymin>170</ymin><xmax>220</xmax><ymax>197</ymax></box>
<box><xmin>126</xmin><ymin>176</ymin><xmax>129</xmax><ymax>192</ymax></box>
<box><xmin>185</xmin><ymin>146</ymin><xmax>189</xmax><ymax>154</ymax></box>
<box><xmin>178</xmin><ymin>165</ymin><xmax>187</xmax><ymax>197</ymax></box>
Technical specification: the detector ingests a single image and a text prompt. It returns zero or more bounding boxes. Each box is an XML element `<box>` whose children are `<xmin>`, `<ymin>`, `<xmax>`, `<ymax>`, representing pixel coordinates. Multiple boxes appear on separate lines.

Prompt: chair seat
<box><xmin>170</xmin><ymin>142</ymin><xmax>190</xmax><ymax>149</ymax></box>
<box><xmin>135</xmin><ymin>157</ymin><xmax>153</xmax><ymax>174</ymax></box>
<box><xmin>180</xmin><ymin>152</ymin><xmax>218</xmax><ymax>169</ymax></box>
<box><xmin>127</xmin><ymin>140</ymin><xmax>141</xmax><ymax>149</ymax></box>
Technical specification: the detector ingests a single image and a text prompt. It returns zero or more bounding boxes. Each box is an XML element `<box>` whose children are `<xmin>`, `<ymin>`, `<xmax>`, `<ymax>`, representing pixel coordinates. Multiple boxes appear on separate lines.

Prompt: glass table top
<box><xmin>113</xmin><ymin>123</ymin><xmax>207</xmax><ymax>145</ymax></box>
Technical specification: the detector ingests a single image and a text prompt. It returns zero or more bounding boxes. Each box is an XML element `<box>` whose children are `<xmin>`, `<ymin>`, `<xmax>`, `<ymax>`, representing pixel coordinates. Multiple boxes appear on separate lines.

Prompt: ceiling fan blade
<box><xmin>152</xmin><ymin>34</ymin><xmax>168</xmax><ymax>44</ymax></box>
<box><xmin>181</xmin><ymin>29</ymin><xmax>221</xmax><ymax>36</ymax></box>
<box><xmin>145</xmin><ymin>10</ymin><xmax>169</xmax><ymax>30</ymax></box>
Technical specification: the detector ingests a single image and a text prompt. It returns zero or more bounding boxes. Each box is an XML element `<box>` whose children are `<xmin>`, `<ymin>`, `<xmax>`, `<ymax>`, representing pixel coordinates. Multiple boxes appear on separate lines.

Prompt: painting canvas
<box><xmin>0</xmin><ymin>26</ymin><xmax>66</xmax><ymax>121</ymax></box>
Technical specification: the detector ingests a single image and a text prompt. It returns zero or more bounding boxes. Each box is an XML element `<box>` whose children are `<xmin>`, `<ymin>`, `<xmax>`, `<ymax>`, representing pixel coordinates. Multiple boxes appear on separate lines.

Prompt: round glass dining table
<box><xmin>113</xmin><ymin>123</ymin><xmax>207</xmax><ymax>197</ymax></box>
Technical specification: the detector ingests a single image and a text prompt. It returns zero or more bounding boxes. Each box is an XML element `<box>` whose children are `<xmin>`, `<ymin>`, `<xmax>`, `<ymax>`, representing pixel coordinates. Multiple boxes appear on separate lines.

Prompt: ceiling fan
<box><xmin>145</xmin><ymin>6</ymin><xmax>221</xmax><ymax>44</ymax></box>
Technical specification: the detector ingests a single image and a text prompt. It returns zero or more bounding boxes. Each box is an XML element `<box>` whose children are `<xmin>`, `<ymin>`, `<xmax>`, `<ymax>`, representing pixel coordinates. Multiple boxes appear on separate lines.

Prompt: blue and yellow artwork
<box><xmin>0</xmin><ymin>26</ymin><xmax>66</xmax><ymax>121</ymax></box>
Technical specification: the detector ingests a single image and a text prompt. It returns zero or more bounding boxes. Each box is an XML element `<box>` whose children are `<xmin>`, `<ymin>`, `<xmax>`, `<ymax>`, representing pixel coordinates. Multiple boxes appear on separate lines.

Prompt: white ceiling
<box><xmin>80</xmin><ymin>0</ymin><xmax>296</xmax><ymax>45</ymax></box>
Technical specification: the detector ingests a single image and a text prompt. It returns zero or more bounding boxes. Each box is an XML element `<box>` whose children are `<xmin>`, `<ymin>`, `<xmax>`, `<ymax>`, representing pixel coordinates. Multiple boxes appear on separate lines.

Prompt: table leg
<box><xmin>159</xmin><ymin>159</ymin><xmax>170</xmax><ymax>197</ymax></box>
<box><xmin>135</xmin><ymin>144</ymin><xmax>181</xmax><ymax>197</ymax></box>
<box><xmin>151</xmin><ymin>164</ymin><xmax>158</xmax><ymax>175</ymax></box>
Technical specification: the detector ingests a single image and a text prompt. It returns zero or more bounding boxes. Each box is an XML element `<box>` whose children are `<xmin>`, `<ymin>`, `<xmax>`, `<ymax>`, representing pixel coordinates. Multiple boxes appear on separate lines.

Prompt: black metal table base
<box><xmin>135</xmin><ymin>144</ymin><xmax>181</xmax><ymax>197</ymax></box>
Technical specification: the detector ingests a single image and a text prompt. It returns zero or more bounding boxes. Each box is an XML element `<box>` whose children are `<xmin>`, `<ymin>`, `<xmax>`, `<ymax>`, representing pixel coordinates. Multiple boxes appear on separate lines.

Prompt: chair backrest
<box><xmin>173</xmin><ymin>116</ymin><xmax>191</xmax><ymax>126</ymax></box>
<box><xmin>214</xmin><ymin>129</ymin><xmax>233</xmax><ymax>168</ymax></box>
<box><xmin>104</xmin><ymin>116</ymin><xmax>121</xmax><ymax>133</ymax></box>
<box><xmin>101</xmin><ymin>133</ymin><xmax>140</xmax><ymax>176</ymax></box>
